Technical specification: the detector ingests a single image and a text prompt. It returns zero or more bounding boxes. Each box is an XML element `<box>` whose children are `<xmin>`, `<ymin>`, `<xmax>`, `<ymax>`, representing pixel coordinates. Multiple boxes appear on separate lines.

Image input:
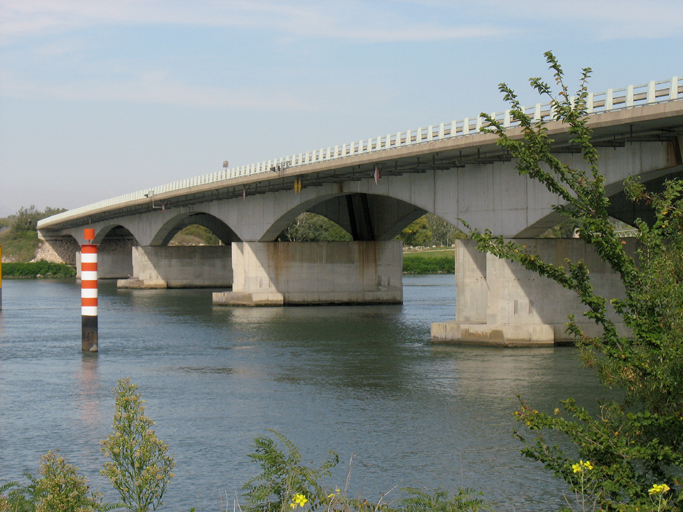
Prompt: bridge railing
<box><xmin>39</xmin><ymin>76</ymin><xmax>682</xmax><ymax>228</ymax></box>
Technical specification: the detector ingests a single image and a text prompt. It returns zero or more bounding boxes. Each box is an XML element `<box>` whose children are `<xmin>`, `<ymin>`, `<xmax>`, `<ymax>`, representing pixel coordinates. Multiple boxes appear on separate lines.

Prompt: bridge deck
<box><xmin>39</xmin><ymin>77</ymin><xmax>683</xmax><ymax>232</ymax></box>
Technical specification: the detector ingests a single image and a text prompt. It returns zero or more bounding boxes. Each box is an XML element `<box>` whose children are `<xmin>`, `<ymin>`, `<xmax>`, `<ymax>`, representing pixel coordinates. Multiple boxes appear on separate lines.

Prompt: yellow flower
<box><xmin>649</xmin><ymin>483</ymin><xmax>671</xmax><ymax>495</ymax></box>
<box><xmin>290</xmin><ymin>493</ymin><xmax>308</xmax><ymax>509</ymax></box>
<box><xmin>572</xmin><ymin>460</ymin><xmax>593</xmax><ymax>473</ymax></box>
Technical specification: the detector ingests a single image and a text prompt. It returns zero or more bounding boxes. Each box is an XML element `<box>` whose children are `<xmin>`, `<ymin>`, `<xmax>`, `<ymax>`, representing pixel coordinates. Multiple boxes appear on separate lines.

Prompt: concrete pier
<box><xmin>431</xmin><ymin>239</ymin><xmax>633</xmax><ymax>346</ymax></box>
<box><xmin>77</xmin><ymin>250</ymin><xmax>133</xmax><ymax>279</ymax></box>
<box><xmin>213</xmin><ymin>241</ymin><xmax>402</xmax><ymax>306</ymax></box>
<box><xmin>118</xmin><ymin>245</ymin><xmax>232</xmax><ymax>289</ymax></box>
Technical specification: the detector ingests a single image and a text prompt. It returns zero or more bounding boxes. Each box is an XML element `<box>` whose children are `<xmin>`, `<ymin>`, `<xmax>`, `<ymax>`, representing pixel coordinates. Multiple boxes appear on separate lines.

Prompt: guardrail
<box><xmin>39</xmin><ymin>76</ymin><xmax>682</xmax><ymax>228</ymax></box>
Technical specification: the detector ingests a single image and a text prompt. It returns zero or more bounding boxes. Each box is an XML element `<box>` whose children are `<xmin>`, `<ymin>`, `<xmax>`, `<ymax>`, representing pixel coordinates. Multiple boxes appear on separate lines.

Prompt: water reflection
<box><xmin>77</xmin><ymin>354</ymin><xmax>101</xmax><ymax>425</ymax></box>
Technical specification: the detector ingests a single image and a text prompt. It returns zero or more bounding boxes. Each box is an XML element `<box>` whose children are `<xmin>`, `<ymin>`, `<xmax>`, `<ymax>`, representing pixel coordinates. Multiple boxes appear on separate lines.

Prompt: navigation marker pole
<box><xmin>0</xmin><ymin>245</ymin><xmax>3</xmax><ymax>311</ymax></box>
<box><xmin>81</xmin><ymin>229</ymin><xmax>98</xmax><ymax>352</ymax></box>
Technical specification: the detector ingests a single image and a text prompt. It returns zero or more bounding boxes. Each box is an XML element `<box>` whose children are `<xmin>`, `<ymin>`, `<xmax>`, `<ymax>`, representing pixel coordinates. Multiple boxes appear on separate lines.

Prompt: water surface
<box><xmin>0</xmin><ymin>276</ymin><xmax>605</xmax><ymax>511</ymax></box>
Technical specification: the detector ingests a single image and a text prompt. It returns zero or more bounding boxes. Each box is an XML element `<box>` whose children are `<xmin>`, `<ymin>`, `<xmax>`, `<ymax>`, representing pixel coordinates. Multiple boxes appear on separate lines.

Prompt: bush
<box><xmin>2</xmin><ymin>261</ymin><xmax>76</xmax><ymax>278</ymax></box>
<box><xmin>402</xmin><ymin>255</ymin><xmax>454</xmax><ymax>274</ymax></box>
<box><xmin>101</xmin><ymin>378</ymin><xmax>175</xmax><ymax>512</ymax></box>
<box><xmin>0</xmin><ymin>451</ymin><xmax>111</xmax><ymax>512</ymax></box>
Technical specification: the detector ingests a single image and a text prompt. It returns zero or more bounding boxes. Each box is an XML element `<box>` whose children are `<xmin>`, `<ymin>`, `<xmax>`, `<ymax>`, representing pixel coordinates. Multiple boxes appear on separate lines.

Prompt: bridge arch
<box><xmin>93</xmin><ymin>224</ymin><xmax>139</xmax><ymax>245</ymax></box>
<box><xmin>516</xmin><ymin>164</ymin><xmax>683</xmax><ymax>237</ymax></box>
<box><xmin>261</xmin><ymin>193</ymin><xmax>427</xmax><ymax>242</ymax></box>
<box><xmin>149</xmin><ymin>212</ymin><xmax>240</xmax><ymax>246</ymax></box>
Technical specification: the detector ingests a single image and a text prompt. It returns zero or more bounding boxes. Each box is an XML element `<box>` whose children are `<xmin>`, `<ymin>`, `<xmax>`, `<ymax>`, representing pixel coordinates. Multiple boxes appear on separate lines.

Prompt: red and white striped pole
<box><xmin>81</xmin><ymin>228</ymin><xmax>98</xmax><ymax>352</ymax></box>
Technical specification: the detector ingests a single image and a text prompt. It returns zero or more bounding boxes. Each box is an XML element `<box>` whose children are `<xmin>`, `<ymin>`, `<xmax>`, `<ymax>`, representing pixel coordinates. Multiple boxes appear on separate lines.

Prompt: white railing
<box><xmin>39</xmin><ymin>76</ymin><xmax>682</xmax><ymax>228</ymax></box>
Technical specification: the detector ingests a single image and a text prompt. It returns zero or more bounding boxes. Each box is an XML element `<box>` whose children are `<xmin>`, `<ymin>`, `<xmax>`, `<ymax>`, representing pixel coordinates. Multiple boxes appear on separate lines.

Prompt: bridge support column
<box><xmin>118</xmin><ymin>246</ymin><xmax>232</xmax><ymax>289</ymax></box>
<box><xmin>77</xmin><ymin>249</ymin><xmax>133</xmax><ymax>279</ymax></box>
<box><xmin>431</xmin><ymin>239</ymin><xmax>632</xmax><ymax>346</ymax></box>
<box><xmin>213</xmin><ymin>241</ymin><xmax>402</xmax><ymax>306</ymax></box>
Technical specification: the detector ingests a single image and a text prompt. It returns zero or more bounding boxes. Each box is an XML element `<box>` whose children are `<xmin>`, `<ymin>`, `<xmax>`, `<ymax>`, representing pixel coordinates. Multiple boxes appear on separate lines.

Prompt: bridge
<box><xmin>38</xmin><ymin>76</ymin><xmax>683</xmax><ymax>346</ymax></box>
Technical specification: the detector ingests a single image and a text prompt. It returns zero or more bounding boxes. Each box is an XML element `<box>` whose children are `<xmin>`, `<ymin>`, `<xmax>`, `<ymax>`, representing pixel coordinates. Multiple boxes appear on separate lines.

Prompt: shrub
<box><xmin>101</xmin><ymin>378</ymin><xmax>175</xmax><ymax>512</ymax></box>
<box><xmin>402</xmin><ymin>255</ymin><xmax>454</xmax><ymax>274</ymax></box>
<box><xmin>2</xmin><ymin>261</ymin><xmax>76</xmax><ymax>278</ymax></box>
<box><xmin>242</xmin><ymin>430</ymin><xmax>339</xmax><ymax>512</ymax></box>
<box><xmin>0</xmin><ymin>452</ymin><xmax>110</xmax><ymax>512</ymax></box>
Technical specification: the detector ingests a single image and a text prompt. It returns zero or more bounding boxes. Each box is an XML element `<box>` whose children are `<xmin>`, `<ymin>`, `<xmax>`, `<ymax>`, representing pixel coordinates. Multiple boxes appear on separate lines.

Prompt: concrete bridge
<box><xmin>38</xmin><ymin>76</ymin><xmax>683</xmax><ymax>345</ymax></box>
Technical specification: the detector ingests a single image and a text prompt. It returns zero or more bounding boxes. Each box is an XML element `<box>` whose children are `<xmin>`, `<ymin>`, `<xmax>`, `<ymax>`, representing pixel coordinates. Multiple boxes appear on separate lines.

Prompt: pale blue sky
<box><xmin>1</xmin><ymin>0</ymin><xmax>682</xmax><ymax>215</ymax></box>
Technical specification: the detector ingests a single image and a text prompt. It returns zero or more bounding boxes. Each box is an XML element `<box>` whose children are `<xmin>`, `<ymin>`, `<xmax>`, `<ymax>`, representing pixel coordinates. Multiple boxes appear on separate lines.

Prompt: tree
<box><xmin>101</xmin><ymin>378</ymin><xmax>175</xmax><ymax>512</ymax></box>
<box><xmin>277</xmin><ymin>213</ymin><xmax>351</xmax><ymax>242</ymax></box>
<box><xmin>10</xmin><ymin>205</ymin><xmax>66</xmax><ymax>235</ymax></box>
<box><xmin>471</xmin><ymin>52</ymin><xmax>683</xmax><ymax>510</ymax></box>
<box><xmin>396</xmin><ymin>214</ymin><xmax>465</xmax><ymax>248</ymax></box>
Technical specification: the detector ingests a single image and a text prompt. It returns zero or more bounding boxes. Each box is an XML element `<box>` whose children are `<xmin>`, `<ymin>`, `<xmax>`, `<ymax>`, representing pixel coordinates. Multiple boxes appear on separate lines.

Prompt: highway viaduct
<box><xmin>38</xmin><ymin>77</ymin><xmax>683</xmax><ymax>346</ymax></box>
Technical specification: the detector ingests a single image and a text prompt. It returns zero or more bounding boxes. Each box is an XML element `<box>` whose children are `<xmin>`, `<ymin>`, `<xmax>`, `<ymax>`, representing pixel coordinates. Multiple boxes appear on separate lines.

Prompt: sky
<box><xmin>1</xmin><ymin>0</ymin><xmax>682</xmax><ymax>217</ymax></box>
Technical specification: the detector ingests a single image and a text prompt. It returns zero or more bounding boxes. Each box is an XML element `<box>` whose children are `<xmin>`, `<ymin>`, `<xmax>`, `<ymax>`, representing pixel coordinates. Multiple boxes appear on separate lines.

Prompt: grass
<box><xmin>402</xmin><ymin>248</ymin><xmax>454</xmax><ymax>274</ymax></box>
<box><xmin>0</xmin><ymin>230</ymin><xmax>41</xmax><ymax>262</ymax></box>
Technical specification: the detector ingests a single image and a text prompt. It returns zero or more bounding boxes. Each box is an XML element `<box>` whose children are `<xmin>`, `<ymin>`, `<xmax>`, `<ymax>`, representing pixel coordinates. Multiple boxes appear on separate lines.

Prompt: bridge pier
<box><xmin>431</xmin><ymin>239</ymin><xmax>633</xmax><ymax>346</ymax></box>
<box><xmin>77</xmin><ymin>249</ymin><xmax>133</xmax><ymax>279</ymax></box>
<box><xmin>118</xmin><ymin>246</ymin><xmax>232</xmax><ymax>289</ymax></box>
<box><xmin>213</xmin><ymin>241</ymin><xmax>402</xmax><ymax>306</ymax></box>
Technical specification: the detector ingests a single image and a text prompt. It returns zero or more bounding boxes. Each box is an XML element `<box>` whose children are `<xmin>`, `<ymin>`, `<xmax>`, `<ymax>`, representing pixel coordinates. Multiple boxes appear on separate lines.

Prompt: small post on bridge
<box><xmin>81</xmin><ymin>229</ymin><xmax>98</xmax><ymax>352</ymax></box>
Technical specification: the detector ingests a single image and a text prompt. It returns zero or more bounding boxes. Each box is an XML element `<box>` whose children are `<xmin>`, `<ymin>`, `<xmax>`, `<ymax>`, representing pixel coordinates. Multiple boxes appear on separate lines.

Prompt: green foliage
<box><xmin>473</xmin><ymin>51</ymin><xmax>683</xmax><ymax>509</ymax></box>
<box><xmin>402</xmin><ymin>254</ymin><xmax>454</xmax><ymax>274</ymax></box>
<box><xmin>400</xmin><ymin>487</ymin><xmax>493</xmax><ymax>512</ymax></box>
<box><xmin>0</xmin><ymin>230</ymin><xmax>41</xmax><ymax>263</ymax></box>
<box><xmin>170</xmin><ymin>224</ymin><xmax>221</xmax><ymax>246</ymax></box>
<box><xmin>3</xmin><ymin>261</ymin><xmax>76</xmax><ymax>278</ymax></box>
<box><xmin>0</xmin><ymin>206</ymin><xmax>66</xmax><ymax>262</ymax></box>
<box><xmin>397</xmin><ymin>216</ymin><xmax>432</xmax><ymax>247</ymax></box>
<box><xmin>0</xmin><ymin>452</ymin><xmax>112</xmax><ymax>512</ymax></box>
<box><xmin>10</xmin><ymin>206</ymin><xmax>65</xmax><ymax>236</ymax></box>
<box><xmin>34</xmin><ymin>452</ymin><xmax>107</xmax><ymax>512</ymax></box>
<box><xmin>242</xmin><ymin>432</ymin><xmax>493</xmax><ymax>512</ymax></box>
<box><xmin>101</xmin><ymin>378</ymin><xmax>175</xmax><ymax>512</ymax></box>
<box><xmin>242</xmin><ymin>430</ymin><xmax>339</xmax><ymax>512</ymax></box>
<box><xmin>396</xmin><ymin>214</ymin><xmax>465</xmax><ymax>248</ymax></box>
<box><xmin>278</xmin><ymin>213</ymin><xmax>352</xmax><ymax>242</ymax></box>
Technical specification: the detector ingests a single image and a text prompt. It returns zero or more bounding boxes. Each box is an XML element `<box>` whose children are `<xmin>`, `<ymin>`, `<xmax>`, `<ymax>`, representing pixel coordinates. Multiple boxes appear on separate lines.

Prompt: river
<box><xmin>0</xmin><ymin>275</ymin><xmax>605</xmax><ymax>511</ymax></box>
